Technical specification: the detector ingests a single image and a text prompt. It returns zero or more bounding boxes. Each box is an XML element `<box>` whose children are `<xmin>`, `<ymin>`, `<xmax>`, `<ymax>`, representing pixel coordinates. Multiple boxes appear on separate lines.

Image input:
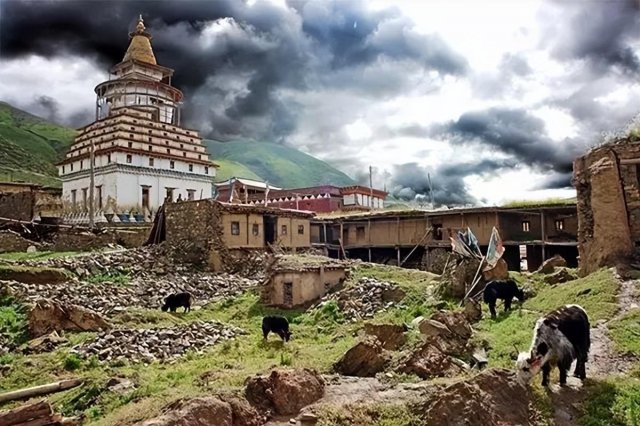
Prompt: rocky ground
<box><xmin>1</xmin><ymin>250</ymin><xmax>639</xmax><ymax>426</ymax></box>
<box><xmin>311</xmin><ymin>277</ymin><xmax>406</xmax><ymax>321</ymax></box>
<box><xmin>72</xmin><ymin>320</ymin><xmax>246</xmax><ymax>364</ymax></box>
<box><xmin>3</xmin><ymin>272</ymin><xmax>257</xmax><ymax>315</ymax></box>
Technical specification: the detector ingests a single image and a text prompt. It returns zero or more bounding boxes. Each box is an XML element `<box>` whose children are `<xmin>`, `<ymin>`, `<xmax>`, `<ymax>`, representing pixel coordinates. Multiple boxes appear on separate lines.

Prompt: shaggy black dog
<box><xmin>483</xmin><ymin>279</ymin><xmax>524</xmax><ymax>319</ymax></box>
<box><xmin>161</xmin><ymin>292</ymin><xmax>192</xmax><ymax>313</ymax></box>
<box><xmin>262</xmin><ymin>315</ymin><xmax>292</xmax><ymax>342</ymax></box>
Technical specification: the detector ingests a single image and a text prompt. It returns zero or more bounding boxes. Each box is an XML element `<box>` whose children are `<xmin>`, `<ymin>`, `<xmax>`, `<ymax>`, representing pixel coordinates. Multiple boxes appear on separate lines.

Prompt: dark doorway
<box><xmin>141</xmin><ymin>186</ymin><xmax>150</xmax><ymax>210</ymax></box>
<box><xmin>283</xmin><ymin>282</ymin><xmax>293</xmax><ymax>307</ymax></box>
<box><xmin>264</xmin><ymin>215</ymin><xmax>277</xmax><ymax>245</ymax></box>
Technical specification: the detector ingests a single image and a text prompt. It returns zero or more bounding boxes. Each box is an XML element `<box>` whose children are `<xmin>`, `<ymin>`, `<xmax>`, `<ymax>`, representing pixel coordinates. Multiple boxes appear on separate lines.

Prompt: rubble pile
<box><xmin>20</xmin><ymin>245</ymin><xmax>178</xmax><ymax>279</ymax></box>
<box><xmin>73</xmin><ymin>320</ymin><xmax>245</xmax><ymax>363</ymax></box>
<box><xmin>3</xmin><ymin>273</ymin><xmax>257</xmax><ymax>315</ymax></box>
<box><xmin>311</xmin><ymin>277</ymin><xmax>406</xmax><ymax>321</ymax></box>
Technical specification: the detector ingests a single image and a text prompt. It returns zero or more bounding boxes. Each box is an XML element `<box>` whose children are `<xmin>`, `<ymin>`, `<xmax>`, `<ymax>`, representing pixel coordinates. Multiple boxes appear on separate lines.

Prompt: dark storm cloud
<box><xmin>545</xmin><ymin>0</ymin><xmax>640</xmax><ymax>76</ymax></box>
<box><xmin>534</xmin><ymin>172</ymin><xmax>573</xmax><ymax>190</ymax></box>
<box><xmin>0</xmin><ymin>0</ymin><xmax>467</xmax><ymax>140</ymax></box>
<box><xmin>431</xmin><ymin>107</ymin><xmax>579</xmax><ymax>173</ymax></box>
<box><xmin>388</xmin><ymin>159</ymin><xmax>517</xmax><ymax>207</ymax></box>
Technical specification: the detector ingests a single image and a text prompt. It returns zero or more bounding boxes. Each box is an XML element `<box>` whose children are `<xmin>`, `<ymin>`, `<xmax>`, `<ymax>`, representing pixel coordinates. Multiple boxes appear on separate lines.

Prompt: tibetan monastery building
<box><xmin>58</xmin><ymin>16</ymin><xmax>216</xmax><ymax>214</ymax></box>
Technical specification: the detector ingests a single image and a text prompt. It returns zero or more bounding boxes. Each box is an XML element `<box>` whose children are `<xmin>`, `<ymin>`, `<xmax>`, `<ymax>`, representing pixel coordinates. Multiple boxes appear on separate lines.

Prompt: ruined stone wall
<box><xmin>574</xmin><ymin>144</ymin><xmax>636</xmax><ymax>275</ymax></box>
<box><xmin>0</xmin><ymin>191</ymin><xmax>35</xmax><ymax>221</ymax></box>
<box><xmin>165</xmin><ymin>199</ymin><xmax>226</xmax><ymax>265</ymax></box>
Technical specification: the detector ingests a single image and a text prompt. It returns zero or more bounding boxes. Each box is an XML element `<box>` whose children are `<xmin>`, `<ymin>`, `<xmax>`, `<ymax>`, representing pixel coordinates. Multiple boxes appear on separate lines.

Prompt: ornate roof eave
<box><xmin>110</xmin><ymin>58</ymin><xmax>175</xmax><ymax>76</ymax></box>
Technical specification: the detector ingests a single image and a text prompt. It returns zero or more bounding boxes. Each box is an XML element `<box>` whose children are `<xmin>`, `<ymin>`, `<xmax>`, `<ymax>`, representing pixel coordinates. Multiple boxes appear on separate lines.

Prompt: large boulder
<box><xmin>219</xmin><ymin>396</ymin><xmax>264</xmax><ymax>426</ymax></box>
<box><xmin>245</xmin><ymin>369</ymin><xmax>324</xmax><ymax>416</ymax></box>
<box><xmin>363</xmin><ymin>323</ymin><xmax>408</xmax><ymax>350</ymax></box>
<box><xmin>141</xmin><ymin>397</ymin><xmax>233</xmax><ymax>426</ymax></box>
<box><xmin>482</xmin><ymin>258</ymin><xmax>509</xmax><ymax>281</ymax></box>
<box><xmin>333</xmin><ymin>337</ymin><xmax>391</xmax><ymax>377</ymax></box>
<box><xmin>543</xmin><ymin>267</ymin><xmax>578</xmax><ymax>285</ymax></box>
<box><xmin>397</xmin><ymin>342</ymin><xmax>465</xmax><ymax>379</ymax></box>
<box><xmin>463</xmin><ymin>299</ymin><xmax>482</xmax><ymax>323</ymax></box>
<box><xmin>536</xmin><ymin>255</ymin><xmax>567</xmax><ymax>274</ymax></box>
<box><xmin>28</xmin><ymin>299</ymin><xmax>110</xmax><ymax>338</ymax></box>
<box><xmin>421</xmin><ymin>368</ymin><xmax>535</xmax><ymax>426</ymax></box>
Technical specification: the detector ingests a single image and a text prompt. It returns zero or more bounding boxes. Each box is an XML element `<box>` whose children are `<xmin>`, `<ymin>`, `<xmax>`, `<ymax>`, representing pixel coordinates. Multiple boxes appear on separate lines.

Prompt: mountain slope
<box><xmin>0</xmin><ymin>102</ymin><xmax>76</xmax><ymax>186</ymax></box>
<box><xmin>0</xmin><ymin>101</ymin><xmax>356</xmax><ymax>189</ymax></box>
<box><xmin>205</xmin><ymin>139</ymin><xmax>355</xmax><ymax>187</ymax></box>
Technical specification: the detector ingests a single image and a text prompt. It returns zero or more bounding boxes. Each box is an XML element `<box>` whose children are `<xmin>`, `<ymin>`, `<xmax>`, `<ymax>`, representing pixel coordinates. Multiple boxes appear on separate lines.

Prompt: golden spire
<box><xmin>122</xmin><ymin>14</ymin><xmax>157</xmax><ymax>65</ymax></box>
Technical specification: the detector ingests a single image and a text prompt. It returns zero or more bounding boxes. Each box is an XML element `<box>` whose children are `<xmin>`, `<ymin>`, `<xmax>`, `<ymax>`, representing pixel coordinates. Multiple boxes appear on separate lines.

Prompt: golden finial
<box><xmin>136</xmin><ymin>14</ymin><xmax>145</xmax><ymax>33</ymax></box>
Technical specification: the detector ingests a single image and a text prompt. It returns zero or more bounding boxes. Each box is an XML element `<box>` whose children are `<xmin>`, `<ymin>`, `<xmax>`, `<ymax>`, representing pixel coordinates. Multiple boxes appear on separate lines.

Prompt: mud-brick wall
<box><xmin>0</xmin><ymin>191</ymin><xmax>35</xmax><ymax>221</ymax></box>
<box><xmin>165</xmin><ymin>200</ymin><xmax>225</xmax><ymax>264</ymax></box>
<box><xmin>573</xmin><ymin>145</ymin><xmax>636</xmax><ymax>275</ymax></box>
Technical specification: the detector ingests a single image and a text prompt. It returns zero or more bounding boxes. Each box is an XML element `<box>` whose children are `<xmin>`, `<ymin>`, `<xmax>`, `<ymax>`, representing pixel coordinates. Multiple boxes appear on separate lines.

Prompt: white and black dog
<box><xmin>516</xmin><ymin>304</ymin><xmax>590</xmax><ymax>386</ymax></box>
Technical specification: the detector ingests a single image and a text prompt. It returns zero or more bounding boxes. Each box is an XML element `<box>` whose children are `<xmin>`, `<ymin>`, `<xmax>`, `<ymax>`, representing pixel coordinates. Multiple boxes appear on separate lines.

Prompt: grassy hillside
<box><xmin>0</xmin><ymin>102</ymin><xmax>76</xmax><ymax>187</ymax></box>
<box><xmin>0</xmin><ymin>102</ymin><xmax>356</xmax><ymax>190</ymax></box>
<box><xmin>205</xmin><ymin>139</ymin><xmax>355</xmax><ymax>187</ymax></box>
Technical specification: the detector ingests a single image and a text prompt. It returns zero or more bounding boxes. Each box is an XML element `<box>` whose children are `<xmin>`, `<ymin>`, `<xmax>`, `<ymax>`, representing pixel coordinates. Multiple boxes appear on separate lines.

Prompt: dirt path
<box><xmin>265</xmin><ymin>375</ymin><xmax>435</xmax><ymax>425</ymax></box>
<box><xmin>587</xmin><ymin>277</ymin><xmax>639</xmax><ymax>378</ymax></box>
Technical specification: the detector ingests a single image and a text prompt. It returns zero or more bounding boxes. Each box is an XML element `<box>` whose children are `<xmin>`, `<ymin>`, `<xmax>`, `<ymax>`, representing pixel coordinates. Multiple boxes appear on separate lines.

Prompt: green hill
<box><xmin>0</xmin><ymin>102</ymin><xmax>76</xmax><ymax>187</ymax></box>
<box><xmin>205</xmin><ymin>139</ymin><xmax>355</xmax><ymax>187</ymax></box>
<box><xmin>0</xmin><ymin>102</ymin><xmax>356</xmax><ymax>189</ymax></box>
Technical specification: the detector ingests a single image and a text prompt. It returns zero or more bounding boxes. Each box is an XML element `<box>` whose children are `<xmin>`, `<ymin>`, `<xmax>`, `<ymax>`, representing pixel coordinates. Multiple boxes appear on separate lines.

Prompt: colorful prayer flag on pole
<box><xmin>484</xmin><ymin>226</ymin><xmax>505</xmax><ymax>271</ymax></box>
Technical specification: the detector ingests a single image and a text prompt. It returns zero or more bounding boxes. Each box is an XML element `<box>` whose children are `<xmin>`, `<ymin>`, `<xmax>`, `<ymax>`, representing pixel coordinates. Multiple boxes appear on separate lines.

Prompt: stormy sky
<box><xmin>1</xmin><ymin>0</ymin><xmax>640</xmax><ymax>206</ymax></box>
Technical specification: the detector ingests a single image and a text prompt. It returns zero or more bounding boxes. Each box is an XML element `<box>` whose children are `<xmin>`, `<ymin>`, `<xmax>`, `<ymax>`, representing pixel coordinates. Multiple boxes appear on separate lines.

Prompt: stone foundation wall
<box><xmin>574</xmin><ymin>143</ymin><xmax>637</xmax><ymax>275</ymax></box>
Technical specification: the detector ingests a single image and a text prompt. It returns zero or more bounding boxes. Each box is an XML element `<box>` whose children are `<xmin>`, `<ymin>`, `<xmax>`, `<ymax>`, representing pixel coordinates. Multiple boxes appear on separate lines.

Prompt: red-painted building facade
<box><xmin>214</xmin><ymin>178</ymin><xmax>387</xmax><ymax>214</ymax></box>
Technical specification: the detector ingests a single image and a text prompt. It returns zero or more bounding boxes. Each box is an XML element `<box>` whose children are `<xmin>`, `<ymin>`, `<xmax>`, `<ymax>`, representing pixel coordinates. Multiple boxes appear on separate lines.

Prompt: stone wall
<box><xmin>0</xmin><ymin>230</ymin><xmax>39</xmax><ymax>253</ymax></box>
<box><xmin>0</xmin><ymin>191</ymin><xmax>35</xmax><ymax>221</ymax></box>
<box><xmin>573</xmin><ymin>142</ymin><xmax>638</xmax><ymax>275</ymax></box>
<box><xmin>165</xmin><ymin>199</ymin><xmax>225</xmax><ymax>265</ymax></box>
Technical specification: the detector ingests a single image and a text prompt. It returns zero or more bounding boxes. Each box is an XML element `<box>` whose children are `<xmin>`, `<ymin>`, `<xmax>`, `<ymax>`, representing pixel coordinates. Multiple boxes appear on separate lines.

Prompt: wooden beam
<box><xmin>0</xmin><ymin>379</ymin><xmax>83</xmax><ymax>404</ymax></box>
<box><xmin>620</xmin><ymin>158</ymin><xmax>640</xmax><ymax>165</ymax></box>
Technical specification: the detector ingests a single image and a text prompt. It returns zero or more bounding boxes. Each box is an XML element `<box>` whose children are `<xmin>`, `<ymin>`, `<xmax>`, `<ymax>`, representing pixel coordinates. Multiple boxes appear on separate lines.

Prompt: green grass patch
<box><xmin>0</xmin><ymin>304</ymin><xmax>28</xmax><ymax>347</ymax></box>
<box><xmin>349</xmin><ymin>263</ymin><xmax>439</xmax><ymax>324</ymax></box>
<box><xmin>501</xmin><ymin>197</ymin><xmax>576</xmax><ymax>208</ymax></box>
<box><xmin>316</xmin><ymin>403</ymin><xmax>423</xmax><ymax>426</ymax></box>
<box><xmin>582</xmin><ymin>379</ymin><xmax>640</xmax><ymax>426</ymax></box>
<box><xmin>609</xmin><ymin>309</ymin><xmax>640</xmax><ymax>356</ymax></box>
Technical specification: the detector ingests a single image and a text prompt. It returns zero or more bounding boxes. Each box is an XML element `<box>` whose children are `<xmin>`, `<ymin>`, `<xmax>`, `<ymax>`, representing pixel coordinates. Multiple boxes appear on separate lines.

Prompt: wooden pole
<box><xmin>400</xmin><ymin>228</ymin><xmax>432</xmax><ymax>267</ymax></box>
<box><xmin>540</xmin><ymin>209</ymin><xmax>546</xmax><ymax>262</ymax></box>
<box><xmin>460</xmin><ymin>257</ymin><xmax>486</xmax><ymax>306</ymax></box>
<box><xmin>0</xmin><ymin>379</ymin><xmax>83</xmax><ymax>404</ymax></box>
<box><xmin>368</xmin><ymin>218</ymin><xmax>372</xmax><ymax>262</ymax></box>
<box><xmin>369</xmin><ymin>165</ymin><xmax>373</xmax><ymax>209</ymax></box>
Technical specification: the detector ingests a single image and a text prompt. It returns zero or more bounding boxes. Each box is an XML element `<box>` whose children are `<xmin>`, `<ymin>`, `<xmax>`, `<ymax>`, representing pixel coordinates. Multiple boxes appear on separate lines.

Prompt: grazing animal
<box><xmin>161</xmin><ymin>292</ymin><xmax>192</xmax><ymax>313</ymax></box>
<box><xmin>262</xmin><ymin>315</ymin><xmax>292</xmax><ymax>342</ymax></box>
<box><xmin>516</xmin><ymin>304</ymin><xmax>590</xmax><ymax>386</ymax></box>
<box><xmin>483</xmin><ymin>279</ymin><xmax>525</xmax><ymax>319</ymax></box>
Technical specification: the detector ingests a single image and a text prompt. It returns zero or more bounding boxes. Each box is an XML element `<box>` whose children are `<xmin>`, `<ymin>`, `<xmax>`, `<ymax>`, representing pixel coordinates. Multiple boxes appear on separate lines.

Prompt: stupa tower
<box><xmin>58</xmin><ymin>16</ymin><xmax>216</xmax><ymax>220</ymax></box>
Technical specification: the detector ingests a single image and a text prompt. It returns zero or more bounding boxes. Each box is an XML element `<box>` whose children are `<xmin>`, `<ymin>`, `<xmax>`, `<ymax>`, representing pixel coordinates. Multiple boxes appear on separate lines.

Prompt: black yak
<box><xmin>161</xmin><ymin>292</ymin><xmax>192</xmax><ymax>313</ymax></box>
<box><xmin>483</xmin><ymin>279</ymin><xmax>525</xmax><ymax>319</ymax></box>
<box><xmin>262</xmin><ymin>315</ymin><xmax>292</xmax><ymax>342</ymax></box>
<box><xmin>516</xmin><ymin>304</ymin><xmax>590</xmax><ymax>386</ymax></box>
